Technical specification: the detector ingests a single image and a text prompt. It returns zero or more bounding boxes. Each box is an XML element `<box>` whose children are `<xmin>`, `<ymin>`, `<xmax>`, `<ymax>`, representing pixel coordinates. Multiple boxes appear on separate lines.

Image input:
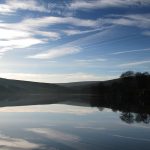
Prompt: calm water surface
<box><xmin>0</xmin><ymin>104</ymin><xmax>149</xmax><ymax>150</ymax></box>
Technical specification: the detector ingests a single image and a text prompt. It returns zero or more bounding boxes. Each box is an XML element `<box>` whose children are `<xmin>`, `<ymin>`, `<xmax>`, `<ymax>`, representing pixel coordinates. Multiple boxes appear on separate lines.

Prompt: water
<box><xmin>0</xmin><ymin>103</ymin><xmax>149</xmax><ymax>150</ymax></box>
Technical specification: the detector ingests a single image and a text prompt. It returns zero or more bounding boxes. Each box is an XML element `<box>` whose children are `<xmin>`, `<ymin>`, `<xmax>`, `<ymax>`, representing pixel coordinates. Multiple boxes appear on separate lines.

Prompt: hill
<box><xmin>0</xmin><ymin>77</ymin><xmax>69</xmax><ymax>94</ymax></box>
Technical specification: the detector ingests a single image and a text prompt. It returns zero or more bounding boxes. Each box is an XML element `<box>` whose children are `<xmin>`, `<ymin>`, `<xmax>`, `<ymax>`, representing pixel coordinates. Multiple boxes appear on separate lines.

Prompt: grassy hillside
<box><xmin>0</xmin><ymin>78</ymin><xmax>69</xmax><ymax>94</ymax></box>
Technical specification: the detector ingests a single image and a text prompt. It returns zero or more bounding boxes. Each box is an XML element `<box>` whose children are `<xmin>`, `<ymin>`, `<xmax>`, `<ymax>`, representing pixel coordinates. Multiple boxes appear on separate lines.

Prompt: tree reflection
<box><xmin>120</xmin><ymin>112</ymin><xmax>134</xmax><ymax>124</ymax></box>
<box><xmin>120</xmin><ymin>112</ymin><xmax>150</xmax><ymax>124</ymax></box>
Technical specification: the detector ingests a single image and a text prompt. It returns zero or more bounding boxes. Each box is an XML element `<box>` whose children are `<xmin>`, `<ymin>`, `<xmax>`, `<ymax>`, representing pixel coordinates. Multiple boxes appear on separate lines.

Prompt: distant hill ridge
<box><xmin>0</xmin><ymin>71</ymin><xmax>149</xmax><ymax>95</ymax></box>
<box><xmin>0</xmin><ymin>77</ymin><xmax>67</xmax><ymax>94</ymax></box>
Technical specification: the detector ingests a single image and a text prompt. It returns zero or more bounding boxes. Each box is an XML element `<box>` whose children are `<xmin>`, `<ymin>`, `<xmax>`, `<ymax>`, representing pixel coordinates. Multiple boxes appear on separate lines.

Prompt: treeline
<box><xmin>90</xmin><ymin>71</ymin><xmax>150</xmax><ymax>93</ymax></box>
<box><xmin>120</xmin><ymin>71</ymin><xmax>150</xmax><ymax>78</ymax></box>
<box><xmin>87</xmin><ymin>71</ymin><xmax>150</xmax><ymax>114</ymax></box>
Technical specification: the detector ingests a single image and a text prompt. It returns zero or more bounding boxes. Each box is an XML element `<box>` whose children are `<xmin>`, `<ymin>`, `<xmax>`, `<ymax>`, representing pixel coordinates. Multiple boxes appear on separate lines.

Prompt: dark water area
<box><xmin>0</xmin><ymin>94</ymin><xmax>149</xmax><ymax>150</ymax></box>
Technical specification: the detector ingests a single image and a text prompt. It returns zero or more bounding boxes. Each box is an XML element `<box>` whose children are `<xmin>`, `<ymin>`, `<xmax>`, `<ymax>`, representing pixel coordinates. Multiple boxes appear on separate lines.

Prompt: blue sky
<box><xmin>0</xmin><ymin>0</ymin><xmax>150</xmax><ymax>83</ymax></box>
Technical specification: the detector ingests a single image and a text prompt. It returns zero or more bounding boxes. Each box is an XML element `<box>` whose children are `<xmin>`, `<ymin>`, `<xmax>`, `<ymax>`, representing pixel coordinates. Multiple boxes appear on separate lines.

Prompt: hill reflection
<box><xmin>0</xmin><ymin>93</ymin><xmax>149</xmax><ymax>124</ymax></box>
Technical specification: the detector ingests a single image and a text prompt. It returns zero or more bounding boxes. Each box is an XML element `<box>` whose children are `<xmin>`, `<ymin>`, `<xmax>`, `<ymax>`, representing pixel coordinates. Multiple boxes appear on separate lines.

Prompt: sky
<box><xmin>0</xmin><ymin>0</ymin><xmax>150</xmax><ymax>83</ymax></box>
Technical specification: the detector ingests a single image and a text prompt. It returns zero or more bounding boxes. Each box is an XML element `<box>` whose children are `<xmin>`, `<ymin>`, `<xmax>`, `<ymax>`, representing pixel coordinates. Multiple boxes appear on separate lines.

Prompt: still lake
<box><xmin>0</xmin><ymin>103</ymin><xmax>149</xmax><ymax>150</ymax></box>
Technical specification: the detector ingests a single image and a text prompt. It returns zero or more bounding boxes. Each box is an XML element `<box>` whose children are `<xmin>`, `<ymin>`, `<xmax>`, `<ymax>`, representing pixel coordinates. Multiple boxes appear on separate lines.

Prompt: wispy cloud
<box><xmin>75</xmin><ymin>126</ymin><xmax>106</xmax><ymax>130</ymax></box>
<box><xmin>76</xmin><ymin>58</ymin><xmax>107</xmax><ymax>62</ymax></box>
<box><xmin>0</xmin><ymin>22</ymin><xmax>60</xmax><ymax>40</ymax></box>
<box><xmin>28</xmin><ymin>47</ymin><xmax>80</xmax><ymax>59</ymax></box>
<box><xmin>118</xmin><ymin>60</ymin><xmax>150</xmax><ymax>67</ymax></box>
<box><xmin>0</xmin><ymin>16</ymin><xmax>99</xmax><ymax>33</ymax></box>
<box><xmin>27</xmin><ymin>25</ymin><xmax>113</xmax><ymax>61</ymax></box>
<box><xmin>0</xmin><ymin>15</ymin><xmax>99</xmax><ymax>56</ymax></box>
<box><xmin>46</xmin><ymin>1</ymin><xmax>74</xmax><ymax>16</ymax></box>
<box><xmin>27</xmin><ymin>128</ymin><xmax>91</xmax><ymax>149</ymax></box>
<box><xmin>0</xmin><ymin>0</ymin><xmax>48</xmax><ymax>14</ymax></box>
<box><xmin>20</xmin><ymin>16</ymin><xmax>99</xmax><ymax>28</ymax></box>
<box><xmin>112</xmin><ymin>48</ymin><xmax>150</xmax><ymax>55</ymax></box>
<box><xmin>0</xmin><ymin>4</ymin><xmax>14</xmax><ymax>14</ymax></box>
<box><xmin>0</xmin><ymin>28</ymin><xmax>43</xmax><ymax>54</ymax></box>
<box><xmin>0</xmin><ymin>28</ymin><xmax>31</xmax><ymax>40</ymax></box>
<box><xmin>62</xmin><ymin>28</ymin><xmax>102</xmax><ymax>36</ymax></box>
<box><xmin>75</xmin><ymin>58</ymin><xmax>107</xmax><ymax>66</ymax></box>
<box><xmin>113</xmin><ymin>134</ymin><xmax>150</xmax><ymax>142</ymax></box>
<box><xmin>0</xmin><ymin>38</ymin><xmax>44</xmax><ymax>53</ymax></box>
<box><xmin>103</xmin><ymin>14</ymin><xmax>150</xmax><ymax>29</ymax></box>
<box><xmin>27</xmin><ymin>128</ymin><xmax>80</xmax><ymax>142</ymax></box>
<box><xmin>0</xmin><ymin>134</ymin><xmax>41</xmax><ymax>149</ymax></box>
<box><xmin>70</xmin><ymin>0</ymin><xmax>150</xmax><ymax>10</ymax></box>
<box><xmin>34</xmin><ymin>31</ymin><xmax>61</xmax><ymax>40</ymax></box>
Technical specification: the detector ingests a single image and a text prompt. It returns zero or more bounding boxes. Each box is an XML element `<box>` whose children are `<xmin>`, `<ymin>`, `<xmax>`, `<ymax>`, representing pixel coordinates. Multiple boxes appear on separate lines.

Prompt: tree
<box><xmin>143</xmin><ymin>72</ymin><xmax>150</xmax><ymax>76</ymax></box>
<box><xmin>120</xmin><ymin>112</ymin><xmax>134</xmax><ymax>124</ymax></box>
<box><xmin>135</xmin><ymin>72</ymin><xmax>142</xmax><ymax>77</ymax></box>
<box><xmin>120</xmin><ymin>71</ymin><xmax>135</xmax><ymax>78</ymax></box>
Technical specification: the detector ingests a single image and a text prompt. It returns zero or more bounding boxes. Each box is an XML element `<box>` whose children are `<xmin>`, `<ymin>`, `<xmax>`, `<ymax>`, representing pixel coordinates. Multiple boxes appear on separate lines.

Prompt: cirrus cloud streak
<box><xmin>70</xmin><ymin>0</ymin><xmax>150</xmax><ymax>10</ymax></box>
